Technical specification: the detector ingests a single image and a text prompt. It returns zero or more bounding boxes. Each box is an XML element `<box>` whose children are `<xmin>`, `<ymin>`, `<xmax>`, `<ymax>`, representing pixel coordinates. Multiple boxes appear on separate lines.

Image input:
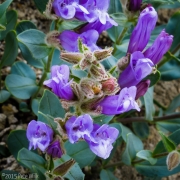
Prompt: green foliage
<box><xmin>100</xmin><ymin>169</ymin><xmax>118</xmax><ymax>180</ymax></box>
<box><xmin>0</xmin><ymin>90</ymin><xmax>10</xmax><ymax>103</ymax></box>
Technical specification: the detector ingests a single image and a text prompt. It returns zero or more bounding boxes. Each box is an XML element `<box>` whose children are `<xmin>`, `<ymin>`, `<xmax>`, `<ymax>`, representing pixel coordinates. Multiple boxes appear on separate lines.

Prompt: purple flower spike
<box><xmin>47</xmin><ymin>140</ymin><xmax>63</xmax><ymax>158</ymax></box>
<box><xmin>65</xmin><ymin>114</ymin><xmax>94</xmax><ymax>143</ymax></box>
<box><xmin>135</xmin><ymin>80</ymin><xmax>150</xmax><ymax>99</ymax></box>
<box><xmin>96</xmin><ymin>86</ymin><xmax>140</xmax><ymax>115</ymax></box>
<box><xmin>128</xmin><ymin>0</ymin><xmax>142</xmax><ymax>11</ymax></box>
<box><xmin>43</xmin><ymin>65</ymin><xmax>74</xmax><ymax>100</ymax></box>
<box><xmin>144</xmin><ymin>29</ymin><xmax>173</xmax><ymax>64</ymax></box>
<box><xmin>118</xmin><ymin>51</ymin><xmax>154</xmax><ymax>88</ymax></box>
<box><xmin>87</xmin><ymin>124</ymin><xmax>119</xmax><ymax>159</ymax></box>
<box><xmin>52</xmin><ymin>0</ymin><xmax>89</xmax><ymax>20</ymax></box>
<box><xmin>127</xmin><ymin>6</ymin><xmax>158</xmax><ymax>54</ymax></box>
<box><xmin>58</xmin><ymin>30</ymin><xmax>99</xmax><ymax>52</ymax></box>
<box><xmin>26</xmin><ymin>120</ymin><xmax>53</xmax><ymax>152</ymax></box>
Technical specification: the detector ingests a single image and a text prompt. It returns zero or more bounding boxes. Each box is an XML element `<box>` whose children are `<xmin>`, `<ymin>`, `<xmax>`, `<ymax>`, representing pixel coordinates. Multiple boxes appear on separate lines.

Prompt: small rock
<box><xmin>0</xmin><ymin>114</ymin><xmax>6</xmax><ymax>130</ymax></box>
<box><xmin>8</xmin><ymin>115</ymin><xmax>18</xmax><ymax>124</ymax></box>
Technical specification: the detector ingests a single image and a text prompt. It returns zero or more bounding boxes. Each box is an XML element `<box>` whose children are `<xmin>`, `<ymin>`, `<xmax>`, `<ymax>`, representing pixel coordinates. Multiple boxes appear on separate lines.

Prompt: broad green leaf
<box><xmin>100</xmin><ymin>169</ymin><xmax>118</xmax><ymax>180</ymax></box>
<box><xmin>0</xmin><ymin>30</ymin><xmax>18</xmax><ymax>68</ymax></box>
<box><xmin>0</xmin><ymin>12</ymin><xmax>6</xmax><ymax>31</ymax></box>
<box><xmin>32</xmin><ymin>166</ymin><xmax>46</xmax><ymax>180</ymax></box>
<box><xmin>54</xmin><ymin>154</ymin><xmax>85</xmax><ymax>180</ymax></box>
<box><xmin>143</xmin><ymin>86</ymin><xmax>155</xmax><ymax>121</ymax></box>
<box><xmin>132</xmin><ymin>122</ymin><xmax>149</xmax><ymax>139</ymax></box>
<box><xmin>7</xmin><ymin>130</ymin><xmax>28</xmax><ymax>159</ymax></box>
<box><xmin>108</xmin><ymin>0</ymin><xmax>122</xmax><ymax>14</ymax></box>
<box><xmin>122</xmin><ymin>133</ymin><xmax>143</xmax><ymax>165</ymax></box>
<box><xmin>136</xmin><ymin>150</ymin><xmax>157</xmax><ymax>165</ymax></box>
<box><xmin>33</xmin><ymin>0</ymin><xmax>49</xmax><ymax>13</ymax></box>
<box><xmin>107</xmin><ymin>26</ymin><xmax>122</xmax><ymax>43</ymax></box>
<box><xmin>144</xmin><ymin>71</ymin><xmax>161</xmax><ymax>87</ymax></box>
<box><xmin>0</xmin><ymin>0</ymin><xmax>12</xmax><ymax>18</ymax></box>
<box><xmin>165</xmin><ymin>94</ymin><xmax>180</xmax><ymax>114</ymax></box>
<box><xmin>38</xmin><ymin>90</ymin><xmax>65</xmax><ymax>124</ymax></box>
<box><xmin>31</xmin><ymin>98</ymin><xmax>40</xmax><ymax>116</ymax></box>
<box><xmin>0</xmin><ymin>90</ymin><xmax>10</xmax><ymax>103</ymax></box>
<box><xmin>159</xmin><ymin>131</ymin><xmax>176</xmax><ymax>152</ymax></box>
<box><xmin>19</xmin><ymin>102</ymin><xmax>30</xmax><ymax>112</ymax></box>
<box><xmin>93</xmin><ymin>115</ymin><xmax>114</xmax><ymax>125</ymax></box>
<box><xmin>135</xmin><ymin>156</ymin><xmax>180</xmax><ymax>177</ymax></box>
<box><xmin>17</xmin><ymin>148</ymin><xmax>46</xmax><ymax>173</ymax></box>
<box><xmin>5</xmin><ymin>74</ymin><xmax>38</xmax><ymax>99</ymax></box>
<box><xmin>153</xmin><ymin>128</ymin><xmax>180</xmax><ymax>155</ymax></box>
<box><xmin>17</xmin><ymin>29</ymin><xmax>50</xmax><ymax>59</ymax></box>
<box><xmin>0</xmin><ymin>144</ymin><xmax>10</xmax><ymax>157</ymax></box>
<box><xmin>11</xmin><ymin>61</ymin><xmax>36</xmax><ymax>80</ymax></box>
<box><xmin>64</xmin><ymin>141</ymin><xmax>96</xmax><ymax>168</ymax></box>
<box><xmin>0</xmin><ymin>10</ymin><xmax>17</xmax><ymax>40</ymax></box>
<box><xmin>16</xmin><ymin>20</ymin><xmax>37</xmax><ymax>34</ymax></box>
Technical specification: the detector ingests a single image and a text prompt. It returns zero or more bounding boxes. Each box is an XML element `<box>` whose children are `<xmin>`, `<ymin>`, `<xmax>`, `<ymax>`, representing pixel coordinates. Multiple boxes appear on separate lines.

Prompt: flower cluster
<box><xmin>65</xmin><ymin>114</ymin><xmax>119</xmax><ymax>159</ymax></box>
<box><xmin>26</xmin><ymin>120</ymin><xmax>63</xmax><ymax>158</ymax></box>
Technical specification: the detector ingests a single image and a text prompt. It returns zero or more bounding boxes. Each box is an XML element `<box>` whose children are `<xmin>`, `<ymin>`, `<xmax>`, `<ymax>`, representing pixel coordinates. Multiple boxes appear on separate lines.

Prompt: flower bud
<box><xmin>47</xmin><ymin>140</ymin><xmax>64</xmax><ymax>158</ymax></box>
<box><xmin>93</xmin><ymin>47</ymin><xmax>113</xmax><ymax>61</ymax></box>
<box><xmin>128</xmin><ymin>0</ymin><xmax>142</xmax><ymax>12</ymax></box>
<box><xmin>61</xmin><ymin>52</ymin><xmax>84</xmax><ymax>64</ymax></box>
<box><xmin>135</xmin><ymin>80</ymin><xmax>150</xmax><ymax>99</ymax></box>
<box><xmin>127</xmin><ymin>6</ymin><xmax>158</xmax><ymax>54</ymax></box>
<box><xmin>89</xmin><ymin>63</ymin><xmax>108</xmax><ymax>81</ymax></box>
<box><xmin>117</xmin><ymin>53</ymin><xmax>130</xmax><ymax>71</ymax></box>
<box><xmin>166</xmin><ymin>150</ymin><xmax>180</xmax><ymax>171</ymax></box>
<box><xmin>45</xmin><ymin>31</ymin><xmax>60</xmax><ymax>48</ymax></box>
<box><xmin>144</xmin><ymin>29</ymin><xmax>173</xmax><ymax>65</ymax></box>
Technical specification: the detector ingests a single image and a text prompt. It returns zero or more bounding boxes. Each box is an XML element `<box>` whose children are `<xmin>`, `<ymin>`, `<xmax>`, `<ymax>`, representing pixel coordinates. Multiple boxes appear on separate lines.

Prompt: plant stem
<box><xmin>116</xmin><ymin>112</ymin><xmax>180</xmax><ymax>123</ymax></box>
<box><xmin>32</xmin><ymin>48</ymin><xmax>54</xmax><ymax>99</ymax></box>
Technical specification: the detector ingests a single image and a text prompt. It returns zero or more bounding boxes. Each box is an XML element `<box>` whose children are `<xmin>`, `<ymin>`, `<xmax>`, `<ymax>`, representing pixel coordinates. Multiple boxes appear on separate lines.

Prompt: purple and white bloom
<box><xmin>52</xmin><ymin>0</ymin><xmax>89</xmax><ymax>20</ymax></box>
<box><xmin>118</xmin><ymin>51</ymin><xmax>154</xmax><ymax>88</ymax></box>
<box><xmin>26</xmin><ymin>120</ymin><xmax>53</xmax><ymax>152</ymax></box>
<box><xmin>47</xmin><ymin>140</ymin><xmax>63</xmax><ymax>158</ymax></box>
<box><xmin>43</xmin><ymin>65</ymin><xmax>74</xmax><ymax>100</ymax></box>
<box><xmin>87</xmin><ymin>124</ymin><xmax>119</xmax><ymax>159</ymax></box>
<box><xmin>96</xmin><ymin>86</ymin><xmax>140</xmax><ymax>115</ymax></box>
<box><xmin>144</xmin><ymin>29</ymin><xmax>173</xmax><ymax>64</ymax></box>
<box><xmin>128</xmin><ymin>0</ymin><xmax>142</xmax><ymax>11</ymax></box>
<box><xmin>65</xmin><ymin>114</ymin><xmax>94</xmax><ymax>143</ymax></box>
<box><xmin>127</xmin><ymin>6</ymin><xmax>158</xmax><ymax>54</ymax></box>
<box><xmin>135</xmin><ymin>80</ymin><xmax>150</xmax><ymax>99</ymax></box>
<box><xmin>58</xmin><ymin>30</ymin><xmax>99</xmax><ymax>52</ymax></box>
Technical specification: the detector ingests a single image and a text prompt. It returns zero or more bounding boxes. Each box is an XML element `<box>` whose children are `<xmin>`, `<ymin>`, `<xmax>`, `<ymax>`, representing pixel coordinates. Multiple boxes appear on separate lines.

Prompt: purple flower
<box><xmin>47</xmin><ymin>140</ymin><xmax>63</xmax><ymax>158</ymax></box>
<box><xmin>26</xmin><ymin>120</ymin><xmax>53</xmax><ymax>151</ymax></box>
<box><xmin>65</xmin><ymin>114</ymin><xmax>94</xmax><ymax>143</ymax></box>
<box><xmin>87</xmin><ymin>124</ymin><xmax>119</xmax><ymax>159</ymax></box>
<box><xmin>43</xmin><ymin>65</ymin><xmax>74</xmax><ymax>100</ymax></box>
<box><xmin>58</xmin><ymin>30</ymin><xmax>99</xmax><ymax>52</ymax></box>
<box><xmin>143</xmin><ymin>29</ymin><xmax>173</xmax><ymax>64</ymax></box>
<box><xmin>96</xmin><ymin>86</ymin><xmax>140</xmax><ymax>115</ymax></box>
<box><xmin>118</xmin><ymin>51</ymin><xmax>154</xmax><ymax>88</ymax></box>
<box><xmin>52</xmin><ymin>0</ymin><xmax>89</xmax><ymax>20</ymax></box>
<box><xmin>128</xmin><ymin>0</ymin><xmax>142</xmax><ymax>11</ymax></box>
<box><xmin>135</xmin><ymin>80</ymin><xmax>150</xmax><ymax>99</ymax></box>
<box><xmin>127</xmin><ymin>6</ymin><xmax>158</xmax><ymax>54</ymax></box>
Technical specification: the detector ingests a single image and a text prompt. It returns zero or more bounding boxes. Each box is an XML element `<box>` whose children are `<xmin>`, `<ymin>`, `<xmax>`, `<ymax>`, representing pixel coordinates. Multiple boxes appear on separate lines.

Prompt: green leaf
<box><xmin>0</xmin><ymin>90</ymin><xmax>10</xmax><ymax>103</ymax></box>
<box><xmin>64</xmin><ymin>141</ymin><xmax>96</xmax><ymax>168</ymax></box>
<box><xmin>0</xmin><ymin>12</ymin><xmax>6</xmax><ymax>31</ymax></box>
<box><xmin>132</xmin><ymin>122</ymin><xmax>149</xmax><ymax>139</ymax></box>
<box><xmin>93</xmin><ymin>115</ymin><xmax>114</xmax><ymax>125</ymax></box>
<box><xmin>54</xmin><ymin>154</ymin><xmax>85</xmax><ymax>180</ymax></box>
<box><xmin>38</xmin><ymin>90</ymin><xmax>65</xmax><ymax>124</ymax></box>
<box><xmin>0</xmin><ymin>30</ymin><xmax>18</xmax><ymax>68</ymax></box>
<box><xmin>16</xmin><ymin>20</ymin><xmax>37</xmax><ymax>34</ymax></box>
<box><xmin>165</xmin><ymin>94</ymin><xmax>180</xmax><ymax>114</ymax></box>
<box><xmin>33</xmin><ymin>0</ymin><xmax>48</xmax><ymax>13</ymax></box>
<box><xmin>136</xmin><ymin>150</ymin><xmax>157</xmax><ymax>165</ymax></box>
<box><xmin>11</xmin><ymin>61</ymin><xmax>36</xmax><ymax>80</ymax></box>
<box><xmin>17</xmin><ymin>29</ymin><xmax>50</xmax><ymax>59</ymax></box>
<box><xmin>135</xmin><ymin>156</ymin><xmax>180</xmax><ymax>177</ymax></box>
<box><xmin>31</xmin><ymin>98</ymin><xmax>40</xmax><ymax>116</ymax></box>
<box><xmin>0</xmin><ymin>10</ymin><xmax>17</xmax><ymax>40</ymax></box>
<box><xmin>159</xmin><ymin>131</ymin><xmax>176</xmax><ymax>152</ymax></box>
<box><xmin>122</xmin><ymin>133</ymin><xmax>143</xmax><ymax>165</ymax></box>
<box><xmin>100</xmin><ymin>169</ymin><xmax>118</xmax><ymax>180</ymax></box>
<box><xmin>0</xmin><ymin>144</ymin><xmax>10</xmax><ymax>157</ymax></box>
<box><xmin>7</xmin><ymin>130</ymin><xmax>29</xmax><ymax>159</ymax></box>
<box><xmin>153</xmin><ymin>128</ymin><xmax>180</xmax><ymax>155</ymax></box>
<box><xmin>17</xmin><ymin>148</ymin><xmax>46</xmax><ymax>173</ymax></box>
<box><xmin>143</xmin><ymin>86</ymin><xmax>155</xmax><ymax>121</ymax></box>
<box><xmin>19</xmin><ymin>102</ymin><xmax>30</xmax><ymax>112</ymax></box>
<box><xmin>5</xmin><ymin>74</ymin><xmax>38</xmax><ymax>99</ymax></box>
<box><xmin>108</xmin><ymin>0</ymin><xmax>122</xmax><ymax>14</ymax></box>
<box><xmin>144</xmin><ymin>71</ymin><xmax>161</xmax><ymax>87</ymax></box>
<box><xmin>0</xmin><ymin>0</ymin><xmax>12</xmax><ymax>17</ymax></box>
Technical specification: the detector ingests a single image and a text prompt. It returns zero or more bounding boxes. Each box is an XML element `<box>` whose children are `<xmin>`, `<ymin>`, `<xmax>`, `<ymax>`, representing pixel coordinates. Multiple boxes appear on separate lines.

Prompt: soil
<box><xmin>0</xmin><ymin>0</ymin><xmax>180</xmax><ymax>180</ymax></box>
